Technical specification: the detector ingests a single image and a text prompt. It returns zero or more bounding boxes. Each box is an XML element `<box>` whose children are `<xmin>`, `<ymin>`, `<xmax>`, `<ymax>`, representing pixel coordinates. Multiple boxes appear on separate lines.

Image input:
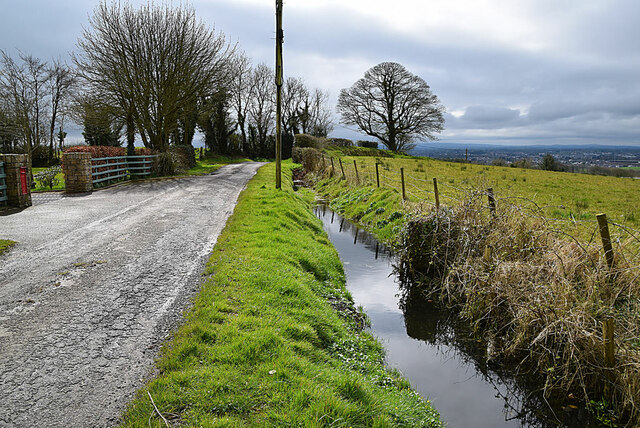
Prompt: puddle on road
<box><xmin>314</xmin><ymin>205</ymin><xmax>602</xmax><ymax>428</ymax></box>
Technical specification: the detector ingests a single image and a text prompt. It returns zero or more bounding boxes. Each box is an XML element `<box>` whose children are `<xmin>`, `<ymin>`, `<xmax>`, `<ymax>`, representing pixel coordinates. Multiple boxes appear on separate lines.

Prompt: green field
<box><xmin>324</xmin><ymin>154</ymin><xmax>640</xmax><ymax>228</ymax></box>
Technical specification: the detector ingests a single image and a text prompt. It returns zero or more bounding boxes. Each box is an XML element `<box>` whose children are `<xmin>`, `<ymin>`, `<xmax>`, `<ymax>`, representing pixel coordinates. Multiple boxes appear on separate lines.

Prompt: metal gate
<box><xmin>0</xmin><ymin>161</ymin><xmax>7</xmax><ymax>206</ymax></box>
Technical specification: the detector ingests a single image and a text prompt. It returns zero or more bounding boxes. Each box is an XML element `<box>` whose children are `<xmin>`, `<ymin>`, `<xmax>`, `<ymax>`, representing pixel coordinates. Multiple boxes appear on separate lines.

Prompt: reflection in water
<box><xmin>314</xmin><ymin>206</ymin><xmax>601</xmax><ymax>428</ymax></box>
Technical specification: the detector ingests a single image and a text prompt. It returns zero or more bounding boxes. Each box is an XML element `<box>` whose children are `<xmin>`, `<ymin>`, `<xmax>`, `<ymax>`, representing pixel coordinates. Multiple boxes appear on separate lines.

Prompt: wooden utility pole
<box><xmin>275</xmin><ymin>0</ymin><xmax>283</xmax><ymax>189</ymax></box>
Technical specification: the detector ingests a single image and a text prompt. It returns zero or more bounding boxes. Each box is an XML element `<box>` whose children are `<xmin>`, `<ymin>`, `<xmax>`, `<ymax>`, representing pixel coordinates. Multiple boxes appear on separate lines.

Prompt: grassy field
<box><xmin>119</xmin><ymin>161</ymin><xmax>442</xmax><ymax>427</ymax></box>
<box><xmin>0</xmin><ymin>239</ymin><xmax>16</xmax><ymax>255</ymax></box>
<box><xmin>324</xmin><ymin>154</ymin><xmax>640</xmax><ymax>227</ymax></box>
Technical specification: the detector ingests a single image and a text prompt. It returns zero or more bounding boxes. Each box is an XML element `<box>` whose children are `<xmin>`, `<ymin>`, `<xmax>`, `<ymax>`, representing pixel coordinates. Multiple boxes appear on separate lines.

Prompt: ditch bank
<box><xmin>314</xmin><ymin>174</ymin><xmax>637</xmax><ymax>427</ymax></box>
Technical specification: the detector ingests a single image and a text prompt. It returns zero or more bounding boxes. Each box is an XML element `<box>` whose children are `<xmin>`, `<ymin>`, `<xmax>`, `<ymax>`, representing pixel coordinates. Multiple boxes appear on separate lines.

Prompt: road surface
<box><xmin>0</xmin><ymin>162</ymin><xmax>263</xmax><ymax>427</ymax></box>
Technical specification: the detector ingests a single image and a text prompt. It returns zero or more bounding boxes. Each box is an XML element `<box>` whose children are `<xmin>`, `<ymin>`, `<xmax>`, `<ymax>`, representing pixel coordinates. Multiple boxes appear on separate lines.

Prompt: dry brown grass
<box><xmin>396</xmin><ymin>190</ymin><xmax>640</xmax><ymax>426</ymax></box>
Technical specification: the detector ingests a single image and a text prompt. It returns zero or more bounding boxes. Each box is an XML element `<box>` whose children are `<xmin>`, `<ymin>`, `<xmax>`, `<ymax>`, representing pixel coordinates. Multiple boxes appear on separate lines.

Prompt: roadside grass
<box><xmin>186</xmin><ymin>154</ymin><xmax>252</xmax><ymax>176</ymax></box>
<box><xmin>119</xmin><ymin>161</ymin><xmax>442</xmax><ymax>427</ymax></box>
<box><xmin>0</xmin><ymin>239</ymin><xmax>16</xmax><ymax>255</ymax></box>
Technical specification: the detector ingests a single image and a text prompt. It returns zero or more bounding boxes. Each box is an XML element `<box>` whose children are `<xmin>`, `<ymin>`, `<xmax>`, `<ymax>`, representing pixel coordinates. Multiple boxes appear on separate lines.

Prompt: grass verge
<box><xmin>119</xmin><ymin>161</ymin><xmax>442</xmax><ymax>427</ymax></box>
<box><xmin>0</xmin><ymin>239</ymin><xmax>16</xmax><ymax>255</ymax></box>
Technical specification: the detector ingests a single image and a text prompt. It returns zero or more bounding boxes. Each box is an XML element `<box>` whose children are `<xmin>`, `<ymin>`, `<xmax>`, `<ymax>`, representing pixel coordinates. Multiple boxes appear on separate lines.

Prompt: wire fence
<box><xmin>318</xmin><ymin>154</ymin><xmax>640</xmax><ymax>250</ymax></box>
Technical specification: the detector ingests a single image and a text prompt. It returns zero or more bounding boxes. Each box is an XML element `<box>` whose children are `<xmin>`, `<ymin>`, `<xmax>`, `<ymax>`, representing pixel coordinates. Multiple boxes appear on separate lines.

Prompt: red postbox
<box><xmin>20</xmin><ymin>166</ymin><xmax>28</xmax><ymax>195</ymax></box>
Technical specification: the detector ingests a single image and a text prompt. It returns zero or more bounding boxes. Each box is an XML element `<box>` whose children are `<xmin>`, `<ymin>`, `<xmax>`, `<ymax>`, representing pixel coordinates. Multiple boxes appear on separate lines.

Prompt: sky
<box><xmin>1</xmin><ymin>0</ymin><xmax>639</xmax><ymax>147</ymax></box>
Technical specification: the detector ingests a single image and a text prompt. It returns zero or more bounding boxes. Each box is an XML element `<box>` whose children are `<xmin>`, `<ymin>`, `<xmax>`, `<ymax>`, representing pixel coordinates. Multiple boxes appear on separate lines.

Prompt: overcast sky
<box><xmin>1</xmin><ymin>0</ymin><xmax>639</xmax><ymax>146</ymax></box>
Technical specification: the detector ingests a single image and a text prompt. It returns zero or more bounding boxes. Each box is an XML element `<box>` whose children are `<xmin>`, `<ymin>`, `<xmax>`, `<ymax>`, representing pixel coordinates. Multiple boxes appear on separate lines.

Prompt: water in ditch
<box><xmin>313</xmin><ymin>205</ymin><xmax>602</xmax><ymax>428</ymax></box>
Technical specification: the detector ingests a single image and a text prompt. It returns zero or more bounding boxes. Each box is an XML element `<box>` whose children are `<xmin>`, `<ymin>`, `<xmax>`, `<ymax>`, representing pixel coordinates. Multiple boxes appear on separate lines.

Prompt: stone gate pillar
<box><xmin>62</xmin><ymin>152</ymin><xmax>93</xmax><ymax>193</ymax></box>
<box><xmin>0</xmin><ymin>154</ymin><xmax>32</xmax><ymax>208</ymax></box>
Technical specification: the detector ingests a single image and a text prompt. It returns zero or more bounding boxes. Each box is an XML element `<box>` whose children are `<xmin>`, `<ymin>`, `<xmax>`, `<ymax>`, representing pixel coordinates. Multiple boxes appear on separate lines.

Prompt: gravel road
<box><xmin>0</xmin><ymin>162</ymin><xmax>263</xmax><ymax>427</ymax></box>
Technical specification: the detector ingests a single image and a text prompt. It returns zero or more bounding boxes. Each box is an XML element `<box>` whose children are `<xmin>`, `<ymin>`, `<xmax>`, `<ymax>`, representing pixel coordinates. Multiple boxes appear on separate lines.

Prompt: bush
<box><xmin>510</xmin><ymin>158</ymin><xmax>533</xmax><ymax>169</ymax></box>
<box><xmin>65</xmin><ymin>145</ymin><xmax>126</xmax><ymax>158</ymax></box>
<box><xmin>292</xmin><ymin>147</ymin><xmax>322</xmax><ymax>172</ymax></box>
<box><xmin>171</xmin><ymin>145</ymin><xmax>196</xmax><ymax>169</ymax></box>
<box><xmin>34</xmin><ymin>166</ymin><xmax>61</xmax><ymax>189</ymax></box>
<box><xmin>357</xmin><ymin>140</ymin><xmax>378</xmax><ymax>149</ymax></box>
<box><xmin>154</xmin><ymin>152</ymin><xmax>175</xmax><ymax>176</ymax></box>
<box><xmin>294</xmin><ymin>134</ymin><xmax>323</xmax><ymax>149</ymax></box>
<box><xmin>327</xmin><ymin>137</ymin><xmax>354</xmax><ymax>147</ymax></box>
<box><xmin>31</xmin><ymin>145</ymin><xmax>53</xmax><ymax>167</ymax></box>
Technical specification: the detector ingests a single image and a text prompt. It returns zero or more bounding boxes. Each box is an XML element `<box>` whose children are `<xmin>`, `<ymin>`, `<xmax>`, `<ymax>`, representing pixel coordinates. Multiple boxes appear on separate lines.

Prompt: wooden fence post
<box><xmin>597</xmin><ymin>213</ymin><xmax>615</xmax><ymax>274</ymax></box>
<box><xmin>400</xmin><ymin>167</ymin><xmax>406</xmax><ymax>200</ymax></box>
<box><xmin>353</xmin><ymin>159</ymin><xmax>359</xmax><ymax>184</ymax></box>
<box><xmin>330</xmin><ymin>157</ymin><xmax>335</xmax><ymax>177</ymax></box>
<box><xmin>433</xmin><ymin>177</ymin><xmax>440</xmax><ymax>209</ymax></box>
<box><xmin>339</xmin><ymin>158</ymin><xmax>345</xmax><ymax>179</ymax></box>
<box><xmin>596</xmin><ymin>213</ymin><xmax>616</xmax><ymax>394</ymax></box>
<box><xmin>487</xmin><ymin>187</ymin><xmax>496</xmax><ymax>216</ymax></box>
<box><xmin>483</xmin><ymin>245</ymin><xmax>493</xmax><ymax>265</ymax></box>
<box><xmin>375</xmin><ymin>163</ymin><xmax>380</xmax><ymax>188</ymax></box>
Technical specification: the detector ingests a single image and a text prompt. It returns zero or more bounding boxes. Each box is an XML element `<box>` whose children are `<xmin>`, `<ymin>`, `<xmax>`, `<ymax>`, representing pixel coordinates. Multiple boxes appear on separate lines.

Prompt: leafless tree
<box><xmin>47</xmin><ymin>60</ymin><xmax>77</xmax><ymax>161</ymax></box>
<box><xmin>308</xmin><ymin>88</ymin><xmax>333</xmax><ymax>137</ymax></box>
<box><xmin>281</xmin><ymin>77</ymin><xmax>333</xmax><ymax>137</ymax></box>
<box><xmin>282</xmin><ymin>77</ymin><xmax>308</xmax><ymax>135</ymax></box>
<box><xmin>337</xmin><ymin>62</ymin><xmax>445</xmax><ymax>152</ymax></box>
<box><xmin>75</xmin><ymin>1</ymin><xmax>234</xmax><ymax>152</ymax></box>
<box><xmin>0</xmin><ymin>51</ymin><xmax>50</xmax><ymax>162</ymax></box>
<box><xmin>229</xmin><ymin>52</ymin><xmax>253</xmax><ymax>152</ymax></box>
<box><xmin>247</xmin><ymin>63</ymin><xmax>275</xmax><ymax>155</ymax></box>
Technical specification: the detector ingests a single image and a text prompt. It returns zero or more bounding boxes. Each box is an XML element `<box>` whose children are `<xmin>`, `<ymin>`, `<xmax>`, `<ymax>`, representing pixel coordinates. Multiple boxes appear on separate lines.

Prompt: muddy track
<box><xmin>0</xmin><ymin>162</ymin><xmax>263</xmax><ymax>427</ymax></box>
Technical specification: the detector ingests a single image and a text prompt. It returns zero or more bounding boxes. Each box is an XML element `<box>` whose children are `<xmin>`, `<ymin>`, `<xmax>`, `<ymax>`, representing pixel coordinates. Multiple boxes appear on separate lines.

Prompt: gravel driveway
<box><xmin>0</xmin><ymin>162</ymin><xmax>263</xmax><ymax>427</ymax></box>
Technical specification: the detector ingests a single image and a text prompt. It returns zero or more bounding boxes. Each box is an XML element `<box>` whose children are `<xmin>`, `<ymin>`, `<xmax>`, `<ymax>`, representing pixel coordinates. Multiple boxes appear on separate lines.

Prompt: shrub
<box><xmin>294</xmin><ymin>133</ymin><xmax>323</xmax><ymax>149</ymax></box>
<box><xmin>357</xmin><ymin>140</ymin><xmax>378</xmax><ymax>149</ymax></box>
<box><xmin>154</xmin><ymin>152</ymin><xmax>175</xmax><ymax>176</ymax></box>
<box><xmin>292</xmin><ymin>147</ymin><xmax>322</xmax><ymax>172</ymax></box>
<box><xmin>171</xmin><ymin>145</ymin><xmax>196</xmax><ymax>169</ymax></box>
<box><xmin>64</xmin><ymin>145</ymin><xmax>126</xmax><ymax>158</ymax></box>
<box><xmin>510</xmin><ymin>158</ymin><xmax>533</xmax><ymax>169</ymax></box>
<box><xmin>327</xmin><ymin>137</ymin><xmax>354</xmax><ymax>147</ymax></box>
<box><xmin>34</xmin><ymin>166</ymin><xmax>61</xmax><ymax>189</ymax></box>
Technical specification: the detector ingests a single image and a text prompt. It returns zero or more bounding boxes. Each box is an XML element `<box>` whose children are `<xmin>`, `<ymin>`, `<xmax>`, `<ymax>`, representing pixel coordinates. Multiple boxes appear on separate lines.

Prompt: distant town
<box><xmin>411</xmin><ymin>142</ymin><xmax>640</xmax><ymax>169</ymax></box>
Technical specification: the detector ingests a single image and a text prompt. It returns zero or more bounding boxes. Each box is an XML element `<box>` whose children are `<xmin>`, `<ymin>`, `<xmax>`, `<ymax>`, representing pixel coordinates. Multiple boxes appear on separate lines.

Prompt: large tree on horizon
<box><xmin>337</xmin><ymin>62</ymin><xmax>445</xmax><ymax>152</ymax></box>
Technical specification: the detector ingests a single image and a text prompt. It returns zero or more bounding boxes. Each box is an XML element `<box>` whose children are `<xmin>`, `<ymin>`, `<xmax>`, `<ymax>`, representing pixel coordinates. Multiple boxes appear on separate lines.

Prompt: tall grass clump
<box><xmin>395</xmin><ymin>190</ymin><xmax>640</xmax><ymax>426</ymax></box>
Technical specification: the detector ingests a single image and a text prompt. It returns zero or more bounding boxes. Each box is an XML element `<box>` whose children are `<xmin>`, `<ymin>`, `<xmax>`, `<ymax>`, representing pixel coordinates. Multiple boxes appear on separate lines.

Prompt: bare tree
<box><xmin>309</xmin><ymin>88</ymin><xmax>333</xmax><ymax>137</ymax></box>
<box><xmin>75</xmin><ymin>1</ymin><xmax>234</xmax><ymax>152</ymax></box>
<box><xmin>229</xmin><ymin>52</ymin><xmax>253</xmax><ymax>152</ymax></box>
<box><xmin>0</xmin><ymin>51</ymin><xmax>50</xmax><ymax>163</ymax></box>
<box><xmin>337</xmin><ymin>62</ymin><xmax>445</xmax><ymax>152</ymax></box>
<box><xmin>282</xmin><ymin>77</ymin><xmax>308</xmax><ymax>135</ymax></box>
<box><xmin>247</xmin><ymin>63</ymin><xmax>275</xmax><ymax>157</ymax></box>
<box><xmin>47</xmin><ymin>60</ymin><xmax>76</xmax><ymax>161</ymax></box>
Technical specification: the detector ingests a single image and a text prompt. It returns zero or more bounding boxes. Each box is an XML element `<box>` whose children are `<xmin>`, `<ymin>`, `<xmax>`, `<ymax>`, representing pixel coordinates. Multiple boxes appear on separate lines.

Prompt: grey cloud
<box><xmin>461</xmin><ymin>106</ymin><xmax>521</xmax><ymax>125</ymax></box>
